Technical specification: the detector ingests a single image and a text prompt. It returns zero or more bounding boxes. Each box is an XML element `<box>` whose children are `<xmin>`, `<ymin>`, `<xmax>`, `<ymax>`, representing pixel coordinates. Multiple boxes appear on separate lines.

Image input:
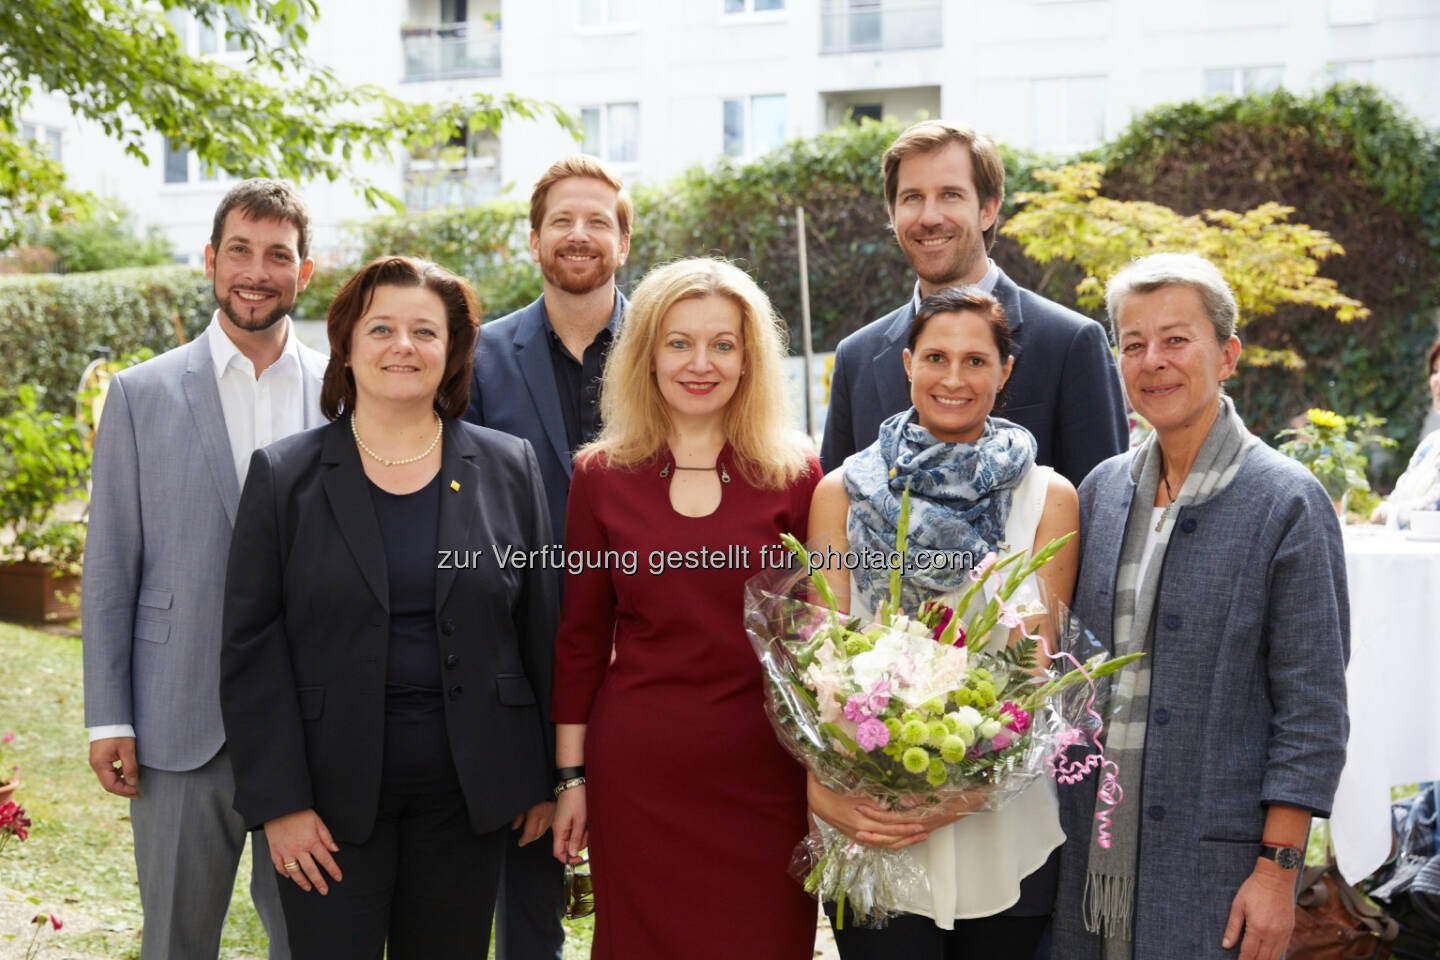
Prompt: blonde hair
<box><xmin>582</xmin><ymin>258</ymin><xmax>811</xmax><ymax>489</ymax></box>
<box><xmin>529</xmin><ymin>154</ymin><xmax>633</xmax><ymax>236</ymax></box>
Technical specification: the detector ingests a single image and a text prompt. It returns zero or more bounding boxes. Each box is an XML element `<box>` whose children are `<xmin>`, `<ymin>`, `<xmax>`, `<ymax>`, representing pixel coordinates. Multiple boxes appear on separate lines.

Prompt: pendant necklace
<box><xmin>1157</xmin><ymin>470</ymin><xmax>1178</xmax><ymax>533</ymax></box>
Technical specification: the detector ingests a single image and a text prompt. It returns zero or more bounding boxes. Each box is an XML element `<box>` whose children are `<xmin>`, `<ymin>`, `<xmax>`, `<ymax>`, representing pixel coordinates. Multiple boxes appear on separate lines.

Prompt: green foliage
<box><xmin>0</xmin><ymin>266</ymin><xmax>211</xmax><ymax>417</ymax></box>
<box><xmin>10</xmin><ymin>203</ymin><xmax>173</xmax><ymax>274</ymax></box>
<box><xmin>0</xmin><ymin>385</ymin><xmax>89</xmax><ymax>570</ymax></box>
<box><xmin>628</xmin><ymin>118</ymin><xmax>1050</xmax><ymax>350</ymax></box>
<box><xmin>1002</xmin><ymin>162</ymin><xmax>1368</xmax><ymax>369</ymax></box>
<box><xmin>1096</xmin><ymin>83</ymin><xmax>1440</xmax><ymax>480</ymax></box>
<box><xmin>298</xmin><ymin>200</ymin><xmax>542</xmax><ymax>322</ymax></box>
<box><xmin>1275</xmin><ymin>407</ymin><xmax>1396</xmax><ymax>502</ymax></box>
<box><xmin>0</xmin><ymin>1</ymin><xmax>576</xmax><ymax>244</ymax></box>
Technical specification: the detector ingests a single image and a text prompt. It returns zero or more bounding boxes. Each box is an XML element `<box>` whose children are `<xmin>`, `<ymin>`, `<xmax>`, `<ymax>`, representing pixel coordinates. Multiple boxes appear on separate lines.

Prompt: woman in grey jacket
<box><xmin>1051</xmin><ymin>253</ymin><xmax>1350</xmax><ymax>960</ymax></box>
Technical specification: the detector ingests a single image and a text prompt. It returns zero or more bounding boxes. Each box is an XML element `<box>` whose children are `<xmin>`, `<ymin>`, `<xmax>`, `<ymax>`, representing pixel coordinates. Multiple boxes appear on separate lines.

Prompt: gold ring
<box><xmin>283</xmin><ymin>861</ymin><xmax>299</xmax><ymax>871</ymax></box>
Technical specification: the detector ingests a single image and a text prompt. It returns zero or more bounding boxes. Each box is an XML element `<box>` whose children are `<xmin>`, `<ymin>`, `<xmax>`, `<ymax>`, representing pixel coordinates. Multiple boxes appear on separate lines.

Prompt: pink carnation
<box><xmin>999</xmin><ymin>701</ymin><xmax>1031</xmax><ymax>733</ymax></box>
<box><xmin>855</xmin><ymin>718</ymin><xmax>890</xmax><ymax>751</ymax></box>
<box><xmin>990</xmin><ymin>731</ymin><xmax>1012</xmax><ymax>752</ymax></box>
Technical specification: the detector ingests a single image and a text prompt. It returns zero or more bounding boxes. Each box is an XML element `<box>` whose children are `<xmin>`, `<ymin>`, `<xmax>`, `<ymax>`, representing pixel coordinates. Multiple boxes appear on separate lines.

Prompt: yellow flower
<box><xmin>1306</xmin><ymin>409</ymin><xmax>1345</xmax><ymax>430</ymax></box>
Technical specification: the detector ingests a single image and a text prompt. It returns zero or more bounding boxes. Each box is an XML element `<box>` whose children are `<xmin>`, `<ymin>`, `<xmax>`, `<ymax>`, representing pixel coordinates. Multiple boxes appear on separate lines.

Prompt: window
<box><xmin>1203</xmin><ymin>65</ymin><xmax>1283</xmax><ymax>96</ymax></box>
<box><xmin>1326</xmin><ymin>60</ymin><xmax>1373</xmax><ymax>83</ymax></box>
<box><xmin>724</xmin><ymin>0</ymin><xmax>784</xmax><ymax>13</ymax></box>
<box><xmin>165</xmin><ymin>7</ymin><xmax>245</xmax><ymax>55</ymax></box>
<box><xmin>846</xmin><ymin>103</ymin><xmax>883</xmax><ymax>123</ymax></box>
<box><xmin>1031</xmin><ymin>76</ymin><xmax>1106</xmax><ymax>151</ymax></box>
<box><xmin>579</xmin><ymin>0</ymin><xmax>638</xmax><ymax>27</ymax></box>
<box><xmin>18</xmin><ymin>123</ymin><xmax>63</xmax><ymax>164</ymax></box>
<box><xmin>581</xmin><ymin>103</ymin><xmax>639</xmax><ymax>164</ymax></box>
<box><xmin>1329</xmin><ymin>0</ymin><xmax>1377</xmax><ymax>24</ymax></box>
<box><xmin>722</xmin><ymin>94</ymin><xmax>786</xmax><ymax>158</ymax></box>
<box><xmin>164</xmin><ymin>138</ymin><xmax>190</xmax><ymax>184</ymax></box>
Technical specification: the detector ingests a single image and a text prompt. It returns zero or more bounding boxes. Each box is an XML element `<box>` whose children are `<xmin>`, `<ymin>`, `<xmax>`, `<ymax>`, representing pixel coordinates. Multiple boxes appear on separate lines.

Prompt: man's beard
<box><xmin>216</xmin><ymin>283</ymin><xmax>291</xmax><ymax>332</ymax></box>
<box><xmin>540</xmin><ymin>244</ymin><xmax>615</xmax><ymax>295</ymax></box>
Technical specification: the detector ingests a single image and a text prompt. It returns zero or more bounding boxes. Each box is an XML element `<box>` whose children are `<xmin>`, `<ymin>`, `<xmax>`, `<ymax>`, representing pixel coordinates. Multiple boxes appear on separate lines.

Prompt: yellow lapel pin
<box><xmin>450</xmin><ymin>480</ymin><xmax>460</xmax><ymax>492</ymax></box>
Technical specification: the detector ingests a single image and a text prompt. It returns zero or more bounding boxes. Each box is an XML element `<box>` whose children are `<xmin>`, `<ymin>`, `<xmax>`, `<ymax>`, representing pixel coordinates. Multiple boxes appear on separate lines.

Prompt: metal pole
<box><xmin>796</xmin><ymin>205</ymin><xmax>814</xmax><ymax>438</ymax></box>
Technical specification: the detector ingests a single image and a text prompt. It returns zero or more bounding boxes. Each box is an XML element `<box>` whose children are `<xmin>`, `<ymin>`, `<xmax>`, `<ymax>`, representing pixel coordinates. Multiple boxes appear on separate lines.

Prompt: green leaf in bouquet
<box><xmin>781</xmin><ymin>532</ymin><xmax>839</xmax><ymax>614</ymax></box>
<box><xmin>997</xmin><ymin>636</ymin><xmax>1039</xmax><ymax>671</ymax></box>
<box><xmin>1022</xmin><ymin>651</ymin><xmax>1147</xmax><ymax>711</ymax></box>
<box><xmin>887</xmin><ymin>482</ymin><xmax>913</xmax><ymax>617</ymax></box>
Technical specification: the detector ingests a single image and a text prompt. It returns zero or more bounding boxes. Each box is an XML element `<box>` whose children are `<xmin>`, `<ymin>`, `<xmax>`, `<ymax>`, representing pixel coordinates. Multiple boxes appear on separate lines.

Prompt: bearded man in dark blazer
<box><xmin>819</xmin><ymin>120</ymin><xmax>1128</xmax><ymax>484</ymax></box>
<box><xmin>461</xmin><ymin>154</ymin><xmax>630</xmax><ymax>960</ymax></box>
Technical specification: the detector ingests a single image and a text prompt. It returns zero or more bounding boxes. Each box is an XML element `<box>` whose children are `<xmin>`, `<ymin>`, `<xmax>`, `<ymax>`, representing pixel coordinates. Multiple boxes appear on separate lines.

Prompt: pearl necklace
<box><xmin>351</xmin><ymin>412</ymin><xmax>442</xmax><ymax>466</ymax></box>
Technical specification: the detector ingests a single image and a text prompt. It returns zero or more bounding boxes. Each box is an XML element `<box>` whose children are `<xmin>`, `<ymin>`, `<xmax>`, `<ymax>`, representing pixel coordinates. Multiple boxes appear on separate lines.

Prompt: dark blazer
<box><xmin>463</xmin><ymin>291</ymin><xmax>627</xmax><ymax>542</ymax></box>
<box><xmin>818</xmin><ymin>267</ymin><xmax>1128</xmax><ymax>485</ymax></box>
<box><xmin>220</xmin><ymin>417</ymin><xmax>558</xmax><ymax>843</ymax></box>
<box><xmin>1052</xmin><ymin>442</ymin><xmax>1349</xmax><ymax>959</ymax></box>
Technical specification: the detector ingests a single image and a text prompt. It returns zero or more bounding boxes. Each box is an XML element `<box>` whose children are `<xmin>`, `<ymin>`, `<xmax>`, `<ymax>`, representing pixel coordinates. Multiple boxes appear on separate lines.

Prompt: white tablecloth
<box><xmin>1330</xmin><ymin>527</ymin><xmax>1440</xmax><ymax>883</ymax></box>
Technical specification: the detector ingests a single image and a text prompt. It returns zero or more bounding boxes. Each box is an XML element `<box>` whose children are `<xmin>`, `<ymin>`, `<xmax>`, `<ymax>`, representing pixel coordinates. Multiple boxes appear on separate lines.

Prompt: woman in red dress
<box><xmin>551</xmin><ymin>257</ymin><xmax>821</xmax><ymax>958</ymax></box>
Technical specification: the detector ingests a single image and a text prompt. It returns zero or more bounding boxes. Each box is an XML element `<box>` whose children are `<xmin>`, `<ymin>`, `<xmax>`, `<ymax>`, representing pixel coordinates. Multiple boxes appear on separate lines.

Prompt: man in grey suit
<box><xmin>462</xmin><ymin>154</ymin><xmax>630</xmax><ymax>960</ymax></box>
<box><xmin>820</xmin><ymin>120</ymin><xmax>1128</xmax><ymax>483</ymax></box>
<box><xmin>83</xmin><ymin>179</ymin><xmax>328</xmax><ymax>960</ymax></box>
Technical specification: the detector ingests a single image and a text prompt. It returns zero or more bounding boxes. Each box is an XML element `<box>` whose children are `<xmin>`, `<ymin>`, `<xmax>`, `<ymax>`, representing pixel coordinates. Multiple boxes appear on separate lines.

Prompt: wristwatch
<box><xmin>1258</xmin><ymin>844</ymin><xmax>1303</xmax><ymax>870</ymax></box>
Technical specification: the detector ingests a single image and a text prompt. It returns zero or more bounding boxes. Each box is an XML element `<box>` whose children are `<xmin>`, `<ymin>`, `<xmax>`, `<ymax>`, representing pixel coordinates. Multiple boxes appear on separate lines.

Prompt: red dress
<box><xmin>552</xmin><ymin>447</ymin><xmax>821</xmax><ymax>960</ymax></box>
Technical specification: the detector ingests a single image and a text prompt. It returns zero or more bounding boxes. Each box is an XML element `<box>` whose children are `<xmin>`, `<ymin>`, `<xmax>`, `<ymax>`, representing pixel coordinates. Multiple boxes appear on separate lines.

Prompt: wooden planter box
<box><xmin>0</xmin><ymin>562</ymin><xmax>81</xmax><ymax>623</ymax></box>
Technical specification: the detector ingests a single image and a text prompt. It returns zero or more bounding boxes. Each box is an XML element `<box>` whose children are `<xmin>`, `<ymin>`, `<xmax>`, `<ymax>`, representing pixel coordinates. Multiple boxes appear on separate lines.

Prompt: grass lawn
<box><xmin>0</xmin><ymin>620</ymin><xmax>594</xmax><ymax>958</ymax></box>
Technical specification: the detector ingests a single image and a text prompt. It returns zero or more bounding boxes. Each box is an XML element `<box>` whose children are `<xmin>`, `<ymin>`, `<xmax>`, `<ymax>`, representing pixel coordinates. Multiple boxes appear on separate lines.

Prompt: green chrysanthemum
<box><xmin>927</xmin><ymin>721</ymin><xmax>950</xmax><ymax>747</ymax></box>
<box><xmin>902</xmin><ymin>747</ymin><xmax>930</xmax><ymax>774</ymax></box>
<box><xmin>954</xmin><ymin>722</ymin><xmax>976</xmax><ymax>747</ymax></box>
<box><xmin>921</xmin><ymin>696</ymin><xmax>947</xmax><ymax>715</ymax></box>
<box><xmin>901</xmin><ymin>720</ymin><xmax>929</xmax><ymax>746</ymax></box>
<box><xmin>926</xmin><ymin>758</ymin><xmax>947</xmax><ymax>787</ymax></box>
<box><xmin>952</xmin><ymin>688</ymin><xmax>973</xmax><ymax>707</ymax></box>
<box><xmin>942</xmin><ymin>715</ymin><xmax>959</xmax><ymax>734</ymax></box>
<box><xmin>883</xmin><ymin>717</ymin><xmax>902</xmax><ymax>739</ymax></box>
<box><xmin>843</xmin><ymin>637</ymin><xmax>874</xmax><ymax>656</ymax></box>
<box><xmin>940</xmin><ymin>735</ymin><xmax>967</xmax><ymax>764</ymax></box>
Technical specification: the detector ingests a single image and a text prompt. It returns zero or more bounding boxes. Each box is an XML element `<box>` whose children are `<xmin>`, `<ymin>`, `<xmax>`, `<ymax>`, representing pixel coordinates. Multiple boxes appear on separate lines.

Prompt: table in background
<box><xmin>1330</xmin><ymin>526</ymin><xmax>1440</xmax><ymax>884</ymax></box>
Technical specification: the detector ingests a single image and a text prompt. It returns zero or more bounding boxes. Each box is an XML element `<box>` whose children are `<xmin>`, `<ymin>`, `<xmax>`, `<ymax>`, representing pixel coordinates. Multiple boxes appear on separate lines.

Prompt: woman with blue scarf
<box><xmin>806</xmin><ymin>286</ymin><xmax>1079</xmax><ymax>958</ymax></box>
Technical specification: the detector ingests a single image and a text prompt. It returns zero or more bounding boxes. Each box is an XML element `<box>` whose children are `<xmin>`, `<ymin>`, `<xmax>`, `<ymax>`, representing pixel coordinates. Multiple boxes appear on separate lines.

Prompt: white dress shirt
<box><xmin>205</xmin><ymin>312</ymin><xmax>307</xmax><ymax>490</ymax></box>
<box><xmin>89</xmin><ymin>312</ymin><xmax>308</xmax><ymax>744</ymax></box>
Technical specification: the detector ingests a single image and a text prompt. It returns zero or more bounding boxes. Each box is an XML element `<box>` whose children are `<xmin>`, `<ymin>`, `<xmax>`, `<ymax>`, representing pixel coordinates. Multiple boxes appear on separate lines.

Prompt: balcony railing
<box><xmin>819</xmin><ymin>2</ymin><xmax>941</xmax><ymax>54</ymax></box>
<box><xmin>402</xmin><ymin>22</ymin><xmax>500</xmax><ymax>82</ymax></box>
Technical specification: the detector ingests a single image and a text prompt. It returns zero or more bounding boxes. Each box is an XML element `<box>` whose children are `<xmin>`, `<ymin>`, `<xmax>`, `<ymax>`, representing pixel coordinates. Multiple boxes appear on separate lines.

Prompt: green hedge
<box><xmin>628</xmin><ymin>117</ymin><xmax>1052</xmax><ymax>351</ymax></box>
<box><xmin>1096</xmin><ymin>83</ymin><xmax>1440</xmax><ymax>474</ymax></box>
<box><xmin>299</xmin><ymin>199</ymin><xmax>542</xmax><ymax>323</ymax></box>
<box><xmin>0</xmin><ymin>265</ymin><xmax>211</xmax><ymax>414</ymax></box>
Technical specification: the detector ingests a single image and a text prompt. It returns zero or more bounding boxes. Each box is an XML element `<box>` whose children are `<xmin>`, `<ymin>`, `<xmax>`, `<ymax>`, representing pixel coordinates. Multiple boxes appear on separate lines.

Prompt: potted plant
<box><xmin>1276</xmin><ymin>408</ymin><xmax>1396</xmax><ymax>517</ymax></box>
<box><xmin>0</xmin><ymin>385</ymin><xmax>89</xmax><ymax>622</ymax></box>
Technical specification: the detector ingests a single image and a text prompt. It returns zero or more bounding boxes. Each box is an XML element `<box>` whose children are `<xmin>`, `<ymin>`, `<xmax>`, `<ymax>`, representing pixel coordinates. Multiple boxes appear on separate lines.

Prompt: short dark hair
<box><xmin>908</xmin><ymin>286</ymin><xmax>1014</xmax><ymax>411</ymax></box>
<box><xmin>210</xmin><ymin>178</ymin><xmax>312</xmax><ymax>260</ymax></box>
<box><xmin>1428</xmin><ymin>335</ymin><xmax>1440</xmax><ymax>378</ymax></box>
<box><xmin>882</xmin><ymin>121</ymin><xmax>1006</xmax><ymax>250</ymax></box>
<box><xmin>319</xmin><ymin>257</ymin><xmax>479</xmax><ymax>420</ymax></box>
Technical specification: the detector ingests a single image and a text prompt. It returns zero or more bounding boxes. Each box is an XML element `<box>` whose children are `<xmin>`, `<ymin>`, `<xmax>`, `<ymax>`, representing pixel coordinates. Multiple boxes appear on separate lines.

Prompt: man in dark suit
<box><xmin>820</xmin><ymin>120</ymin><xmax>1127</xmax><ymax>483</ymax></box>
<box><xmin>462</xmin><ymin>154</ymin><xmax>631</xmax><ymax>959</ymax></box>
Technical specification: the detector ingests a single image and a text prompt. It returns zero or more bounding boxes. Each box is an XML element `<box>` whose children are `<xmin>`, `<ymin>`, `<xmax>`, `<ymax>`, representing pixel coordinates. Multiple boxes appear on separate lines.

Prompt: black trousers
<box><xmin>828</xmin><ymin>908</ymin><xmax>1050</xmax><ymax>960</ymax></box>
<box><xmin>494</xmin><ymin>826</ymin><xmax>566</xmax><ymax>960</ymax></box>
<box><xmin>277</xmin><ymin>789</ymin><xmax>505</xmax><ymax>960</ymax></box>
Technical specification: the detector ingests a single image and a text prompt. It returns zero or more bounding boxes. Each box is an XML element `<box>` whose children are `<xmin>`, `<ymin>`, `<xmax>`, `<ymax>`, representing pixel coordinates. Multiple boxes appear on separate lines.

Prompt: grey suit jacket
<box><xmin>1052</xmin><ymin>442</ymin><xmax>1350</xmax><ymax>959</ymax></box>
<box><xmin>818</xmin><ymin>267</ymin><xmax>1128</xmax><ymax>485</ymax></box>
<box><xmin>82</xmin><ymin>327</ymin><xmax>327</xmax><ymax>772</ymax></box>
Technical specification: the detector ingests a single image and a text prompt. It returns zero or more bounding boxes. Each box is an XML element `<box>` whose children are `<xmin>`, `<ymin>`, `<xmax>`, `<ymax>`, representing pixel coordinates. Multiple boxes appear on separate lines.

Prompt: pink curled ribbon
<box><xmin>1019</xmin><ymin>620</ymin><xmax>1123</xmax><ymax>850</ymax></box>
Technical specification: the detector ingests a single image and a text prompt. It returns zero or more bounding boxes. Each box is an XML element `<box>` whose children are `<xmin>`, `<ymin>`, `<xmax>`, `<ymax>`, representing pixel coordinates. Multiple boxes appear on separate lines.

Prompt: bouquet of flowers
<box><xmin>744</xmin><ymin>487</ymin><xmax>1141</xmax><ymax>927</ymax></box>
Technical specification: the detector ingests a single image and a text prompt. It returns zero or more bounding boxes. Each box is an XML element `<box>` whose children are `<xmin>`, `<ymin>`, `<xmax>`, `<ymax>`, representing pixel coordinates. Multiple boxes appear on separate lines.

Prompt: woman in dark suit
<box><xmin>221</xmin><ymin>256</ymin><xmax>557</xmax><ymax>959</ymax></box>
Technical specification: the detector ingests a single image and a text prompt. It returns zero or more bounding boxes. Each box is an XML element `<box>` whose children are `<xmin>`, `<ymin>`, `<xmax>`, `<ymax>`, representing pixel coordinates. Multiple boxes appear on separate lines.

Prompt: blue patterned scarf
<box><xmin>843</xmin><ymin>408</ymin><xmax>1036</xmax><ymax>614</ymax></box>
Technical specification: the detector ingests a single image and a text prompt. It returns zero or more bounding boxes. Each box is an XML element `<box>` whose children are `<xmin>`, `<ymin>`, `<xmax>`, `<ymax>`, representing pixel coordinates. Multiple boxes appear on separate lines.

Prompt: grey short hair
<box><xmin>1105</xmin><ymin>253</ymin><xmax>1238</xmax><ymax>342</ymax></box>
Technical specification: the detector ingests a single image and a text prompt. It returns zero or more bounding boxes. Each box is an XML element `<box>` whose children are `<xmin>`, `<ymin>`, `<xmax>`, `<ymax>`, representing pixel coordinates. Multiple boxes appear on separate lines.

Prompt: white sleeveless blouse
<box><xmin>840</xmin><ymin>462</ymin><xmax>1066</xmax><ymax>927</ymax></box>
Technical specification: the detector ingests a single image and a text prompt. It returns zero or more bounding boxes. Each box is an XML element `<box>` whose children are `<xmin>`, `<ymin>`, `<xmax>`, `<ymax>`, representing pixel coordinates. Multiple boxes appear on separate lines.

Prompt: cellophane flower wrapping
<box><xmin>743</xmin><ymin>528</ymin><xmax>1139</xmax><ymax>928</ymax></box>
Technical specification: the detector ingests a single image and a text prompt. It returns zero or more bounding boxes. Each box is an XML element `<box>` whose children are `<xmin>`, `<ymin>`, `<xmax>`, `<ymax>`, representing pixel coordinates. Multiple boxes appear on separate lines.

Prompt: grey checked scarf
<box><xmin>844</xmin><ymin>408</ymin><xmax>1036</xmax><ymax>615</ymax></box>
<box><xmin>1087</xmin><ymin>396</ymin><xmax>1257</xmax><ymax>955</ymax></box>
